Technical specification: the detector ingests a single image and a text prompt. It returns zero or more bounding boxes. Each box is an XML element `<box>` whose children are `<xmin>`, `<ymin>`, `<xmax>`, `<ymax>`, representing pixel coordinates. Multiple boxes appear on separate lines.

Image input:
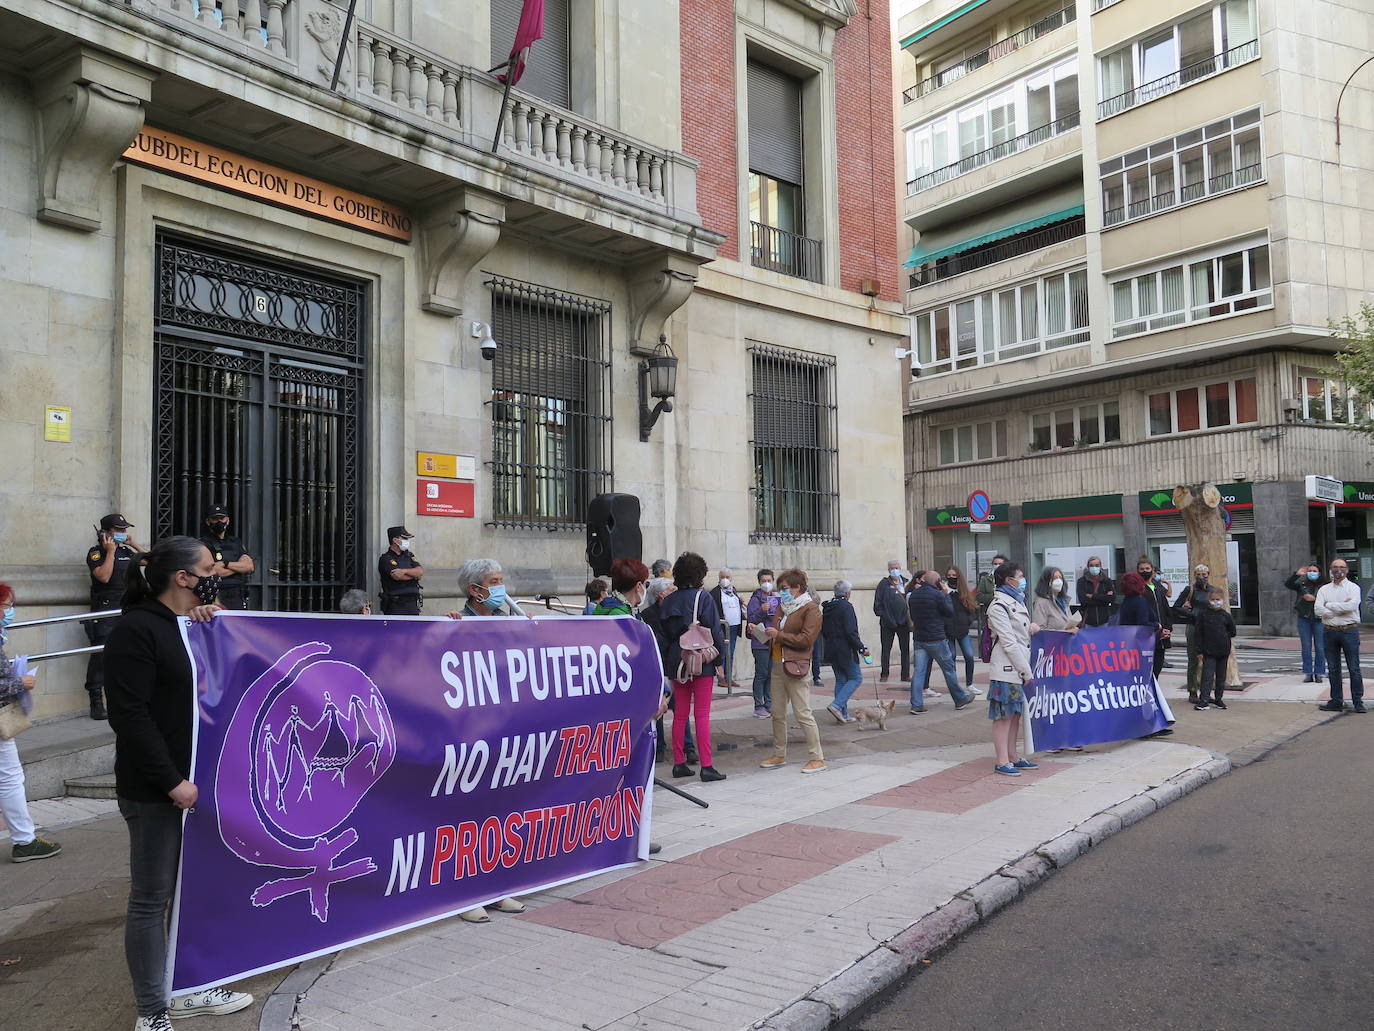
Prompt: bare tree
<box><xmin>1173</xmin><ymin>483</ymin><xmax>1241</xmax><ymax>688</ymax></box>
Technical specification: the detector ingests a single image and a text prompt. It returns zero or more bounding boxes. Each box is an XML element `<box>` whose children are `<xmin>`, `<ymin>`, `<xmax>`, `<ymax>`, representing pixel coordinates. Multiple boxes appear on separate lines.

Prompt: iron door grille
<box><xmin>749</xmin><ymin>343</ymin><xmax>840</xmax><ymax>543</ymax></box>
<box><xmin>487</xmin><ymin>275</ymin><xmax>612</xmax><ymax>531</ymax></box>
<box><xmin>153</xmin><ymin>235</ymin><xmax>366</xmax><ymax>612</ymax></box>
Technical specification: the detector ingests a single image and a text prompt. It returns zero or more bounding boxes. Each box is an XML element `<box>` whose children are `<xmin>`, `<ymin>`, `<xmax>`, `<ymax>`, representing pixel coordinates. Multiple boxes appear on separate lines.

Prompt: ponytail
<box><xmin>121</xmin><ymin>535</ymin><xmax>207</xmax><ymax>612</ymax></box>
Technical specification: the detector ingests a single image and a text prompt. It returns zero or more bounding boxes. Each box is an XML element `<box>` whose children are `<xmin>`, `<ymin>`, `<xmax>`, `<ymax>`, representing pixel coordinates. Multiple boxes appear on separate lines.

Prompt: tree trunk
<box><xmin>1173</xmin><ymin>483</ymin><xmax>1241</xmax><ymax>687</ymax></box>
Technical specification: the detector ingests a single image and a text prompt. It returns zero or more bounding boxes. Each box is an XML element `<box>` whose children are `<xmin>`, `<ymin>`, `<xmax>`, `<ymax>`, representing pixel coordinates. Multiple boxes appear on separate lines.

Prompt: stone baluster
<box><xmin>555</xmin><ymin>119</ymin><xmax>572</xmax><ymax>168</ymax></box>
<box><xmin>637</xmin><ymin>150</ymin><xmax>652</xmax><ymax>194</ymax></box>
<box><xmin>424</xmin><ymin>65</ymin><xmax>443</xmax><ymax>118</ymax></box>
<box><xmin>197</xmin><ymin>0</ymin><xmax>217</xmax><ymax>28</ymax></box>
<box><xmin>391</xmin><ymin>50</ymin><xmax>409</xmax><ymax>105</ymax></box>
<box><xmin>265</xmin><ymin>0</ymin><xmax>286</xmax><ymax>55</ymax></box>
<box><xmin>649</xmin><ymin>155</ymin><xmax>664</xmax><ymax>200</ymax></box>
<box><xmin>583</xmin><ymin>132</ymin><xmax>602</xmax><ymax>180</ymax></box>
<box><xmin>612</xmin><ymin>141</ymin><xmax>628</xmax><ymax>188</ymax></box>
<box><xmin>441</xmin><ymin>71</ymin><xmax>459</xmax><ymax>124</ymax></box>
<box><xmin>511</xmin><ymin>100</ymin><xmax>528</xmax><ymax>152</ymax></box>
<box><xmin>570</xmin><ymin>126</ymin><xmax>587</xmax><ymax>174</ymax></box>
<box><xmin>541</xmin><ymin>113</ymin><xmax>558</xmax><ymax>162</ymax></box>
<box><xmin>240</xmin><ymin>0</ymin><xmax>261</xmax><ymax>44</ymax></box>
<box><xmin>599</xmin><ymin>135</ymin><xmax>614</xmax><ymax>183</ymax></box>
<box><xmin>356</xmin><ymin>33</ymin><xmax>372</xmax><ymax>93</ymax></box>
<box><xmin>220</xmin><ymin>0</ymin><xmax>241</xmax><ymax>37</ymax></box>
<box><xmin>407</xmin><ymin>57</ymin><xmax>426</xmax><ymax>111</ymax></box>
<box><xmin>371</xmin><ymin>40</ymin><xmax>392</xmax><ymax>98</ymax></box>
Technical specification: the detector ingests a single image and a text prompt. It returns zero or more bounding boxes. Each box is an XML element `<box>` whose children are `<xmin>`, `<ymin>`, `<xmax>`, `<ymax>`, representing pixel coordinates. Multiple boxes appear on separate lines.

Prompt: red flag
<box><xmin>499</xmin><ymin>0</ymin><xmax>545</xmax><ymax>88</ymax></box>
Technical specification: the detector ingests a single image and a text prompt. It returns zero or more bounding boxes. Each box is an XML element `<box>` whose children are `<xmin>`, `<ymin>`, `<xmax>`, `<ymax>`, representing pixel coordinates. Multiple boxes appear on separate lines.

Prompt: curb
<box><xmin>752</xmin><ymin>715</ymin><xmax>1339</xmax><ymax>1031</ymax></box>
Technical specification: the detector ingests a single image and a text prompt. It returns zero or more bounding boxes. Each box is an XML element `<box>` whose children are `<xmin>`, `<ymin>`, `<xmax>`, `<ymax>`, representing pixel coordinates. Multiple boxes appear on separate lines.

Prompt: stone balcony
<box><xmin>0</xmin><ymin>0</ymin><xmax>714</xmax><ymax>273</ymax></box>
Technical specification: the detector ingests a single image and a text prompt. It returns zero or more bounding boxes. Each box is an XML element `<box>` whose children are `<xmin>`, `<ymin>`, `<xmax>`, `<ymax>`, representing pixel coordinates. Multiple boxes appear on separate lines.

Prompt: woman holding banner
<box><xmin>1032</xmin><ymin>567</ymin><xmax>1081</xmax><ymax>633</ymax></box>
<box><xmin>103</xmin><ymin>537</ymin><xmax>254</xmax><ymax>1030</ymax></box>
<box><xmin>985</xmin><ymin>562</ymin><xmax>1040</xmax><ymax>777</ymax></box>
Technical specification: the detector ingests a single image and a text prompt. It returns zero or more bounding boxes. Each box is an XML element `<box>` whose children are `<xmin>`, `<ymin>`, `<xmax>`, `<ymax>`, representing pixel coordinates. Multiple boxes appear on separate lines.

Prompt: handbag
<box><xmin>0</xmin><ymin>699</ymin><xmax>31</xmax><ymax>740</ymax></box>
<box><xmin>673</xmin><ymin>590</ymin><xmax>720</xmax><ymax>682</ymax></box>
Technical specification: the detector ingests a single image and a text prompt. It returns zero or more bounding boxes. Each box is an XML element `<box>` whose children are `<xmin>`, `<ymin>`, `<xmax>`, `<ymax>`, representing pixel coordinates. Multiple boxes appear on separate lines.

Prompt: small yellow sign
<box><xmin>416</xmin><ymin>452</ymin><xmax>476</xmax><ymax>479</ymax></box>
<box><xmin>44</xmin><ymin>405</ymin><xmax>72</xmax><ymax>443</ymax></box>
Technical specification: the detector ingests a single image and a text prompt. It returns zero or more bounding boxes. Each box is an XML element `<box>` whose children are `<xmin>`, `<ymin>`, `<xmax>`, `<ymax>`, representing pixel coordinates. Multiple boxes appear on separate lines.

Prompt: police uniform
<box><xmin>201</xmin><ymin>508</ymin><xmax>252</xmax><ymax>610</ymax></box>
<box><xmin>378</xmin><ymin>525</ymin><xmax>422</xmax><ymax>615</ymax></box>
<box><xmin>84</xmin><ymin>514</ymin><xmax>137</xmax><ymax>719</ymax></box>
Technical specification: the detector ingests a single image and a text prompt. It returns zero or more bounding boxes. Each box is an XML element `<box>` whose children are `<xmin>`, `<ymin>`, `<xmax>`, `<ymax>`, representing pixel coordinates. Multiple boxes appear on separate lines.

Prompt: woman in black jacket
<box><xmin>104</xmin><ymin>536</ymin><xmax>254</xmax><ymax>1030</ymax></box>
<box><xmin>1076</xmin><ymin>557</ymin><xmax>1115</xmax><ymax>627</ymax></box>
<box><xmin>944</xmin><ymin>565</ymin><xmax>979</xmax><ymax>691</ymax></box>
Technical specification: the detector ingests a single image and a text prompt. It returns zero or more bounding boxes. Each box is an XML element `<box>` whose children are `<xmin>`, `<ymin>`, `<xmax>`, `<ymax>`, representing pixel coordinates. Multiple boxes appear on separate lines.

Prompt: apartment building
<box><xmin>895</xmin><ymin>0</ymin><xmax>1374</xmax><ymax>633</ymax></box>
<box><xmin>0</xmin><ymin>0</ymin><xmax>906</xmax><ymax>716</ymax></box>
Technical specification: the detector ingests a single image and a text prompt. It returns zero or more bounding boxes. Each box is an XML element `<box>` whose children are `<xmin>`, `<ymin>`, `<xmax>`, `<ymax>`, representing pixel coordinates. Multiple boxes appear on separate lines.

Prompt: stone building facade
<box><xmin>895</xmin><ymin>0</ymin><xmax>1374</xmax><ymax>634</ymax></box>
<box><xmin>0</xmin><ymin>0</ymin><xmax>907</xmax><ymax>717</ymax></box>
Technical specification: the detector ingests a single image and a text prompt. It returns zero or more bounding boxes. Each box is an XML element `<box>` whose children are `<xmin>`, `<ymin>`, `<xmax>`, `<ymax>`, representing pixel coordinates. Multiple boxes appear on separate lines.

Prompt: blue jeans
<box><xmin>751</xmin><ymin>650</ymin><xmax>773</xmax><ymax>709</ymax></box>
<box><xmin>829</xmin><ymin>652</ymin><xmax>863</xmax><ymax>717</ymax></box>
<box><xmin>721</xmin><ymin>624</ymin><xmax>741</xmax><ymax>682</ymax></box>
<box><xmin>951</xmin><ymin>633</ymin><xmax>975</xmax><ymax>686</ymax></box>
<box><xmin>911</xmin><ymin>639</ymin><xmax>971</xmax><ymax>708</ymax></box>
<box><xmin>1297</xmin><ymin>616</ymin><xmax>1326</xmax><ymax>676</ymax></box>
<box><xmin>1324</xmin><ymin>626</ymin><xmax>1363</xmax><ymax>702</ymax></box>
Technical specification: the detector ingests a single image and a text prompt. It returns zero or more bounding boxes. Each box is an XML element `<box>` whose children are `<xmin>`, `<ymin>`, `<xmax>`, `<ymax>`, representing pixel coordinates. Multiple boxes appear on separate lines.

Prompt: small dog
<box><xmin>853</xmin><ymin>698</ymin><xmax>897</xmax><ymax>731</ymax></box>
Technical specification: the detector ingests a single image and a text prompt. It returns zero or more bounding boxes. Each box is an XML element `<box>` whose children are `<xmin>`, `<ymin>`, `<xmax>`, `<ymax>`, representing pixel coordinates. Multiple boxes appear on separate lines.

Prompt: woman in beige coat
<box><xmin>759</xmin><ymin>569</ymin><xmax>827</xmax><ymax>774</ymax></box>
<box><xmin>1031</xmin><ymin>567</ymin><xmax>1082</xmax><ymax>632</ymax></box>
<box><xmin>985</xmin><ymin>561</ymin><xmax>1040</xmax><ymax>776</ymax></box>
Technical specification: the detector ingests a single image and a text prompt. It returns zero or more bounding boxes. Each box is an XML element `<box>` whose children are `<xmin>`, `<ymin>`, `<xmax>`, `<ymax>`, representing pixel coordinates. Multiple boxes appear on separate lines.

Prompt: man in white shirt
<box><xmin>1315</xmin><ymin>558</ymin><xmax>1364</xmax><ymax>713</ymax></box>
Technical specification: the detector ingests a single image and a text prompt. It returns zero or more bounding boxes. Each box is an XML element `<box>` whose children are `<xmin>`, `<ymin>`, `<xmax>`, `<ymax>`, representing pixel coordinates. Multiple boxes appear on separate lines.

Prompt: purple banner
<box><xmin>169</xmin><ymin>612</ymin><xmax>661</xmax><ymax>994</ymax></box>
<box><xmin>1022</xmin><ymin>626</ymin><xmax>1173</xmax><ymax>752</ymax></box>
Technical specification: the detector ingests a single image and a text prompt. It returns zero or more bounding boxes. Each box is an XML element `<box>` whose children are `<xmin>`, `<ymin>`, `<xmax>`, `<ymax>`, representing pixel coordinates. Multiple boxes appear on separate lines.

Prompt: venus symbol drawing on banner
<box><xmin>214</xmin><ymin>641</ymin><xmax>397</xmax><ymax>923</ymax></box>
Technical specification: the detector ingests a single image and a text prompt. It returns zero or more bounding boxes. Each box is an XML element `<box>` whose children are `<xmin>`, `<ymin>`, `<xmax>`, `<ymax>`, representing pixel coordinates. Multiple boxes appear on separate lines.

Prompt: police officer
<box><xmin>200</xmin><ymin>504</ymin><xmax>255</xmax><ymax>610</ymax></box>
<box><xmin>377</xmin><ymin>525</ymin><xmax>423</xmax><ymax>615</ymax></box>
<box><xmin>85</xmin><ymin>513</ymin><xmax>145</xmax><ymax>720</ymax></box>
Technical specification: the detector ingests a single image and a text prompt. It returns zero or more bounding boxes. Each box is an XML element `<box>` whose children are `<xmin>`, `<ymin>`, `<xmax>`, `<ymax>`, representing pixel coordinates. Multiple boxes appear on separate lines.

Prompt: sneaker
<box><xmin>826</xmin><ymin>703</ymin><xmax>846</xmax><ymax>724</ymax></box>
<box><xmin>993</xmin><ymin>764</ymin><xmax>1021</xmax><ymax>776</ymax></box>
<box><xmin>811</xmin><ymin>680</ymin><xmax>824</xmax><ymax>687</ymax></box>
<box><xmin>168</xmin><ymin>986</ymin><xmax>253</xmax><ymax>1019</ymax></box>
<box><xmin>1354</xmin><ymin>702</ymin><xmax>1367</xmax><ymax>714</ymax></box>
<box><xmin>1194</xmin><ymin>702</ymin><xmax>1211</xmax><ymax>711</ymax></box>
<box><xmin>759</xmin><ymin>755</ymin><xmax>787</xmax><ymax>769</ymax></box>
<box><xmin>909</xmin><ymin>705</ymin><xmax>927</xmax><ymax>715</ymax></box>
<box><xmin>800</xmin><ymin>760</ymin><xmax>827</xmax><ymax>775</ymax></box>
<box><xmin>648</xmin><ymin>842</ymin><xmax>663</xmax><ymax>855</ymax></box>
<box><xmin>671</xmin><ymin>763</ymin><xmax>694</xmax><ymax>778</ymax></box>
<box><xmin>1302</xmin><ymin>674</ymin><xmax>1316</xmax><ymax>683</ymax></box>
<box><xmin>134</xmin><ymin>1014</ymin><xmax>175</xmax><ymax>1031</ymax></box>
<box><xmin>11</xmin><ymin>836</ymin><xmax>62</xmax><ymax>863</ymax></box>
<box><xmin>954</xmin><ymin>698</ymin><xmax>973</xmax><ymax>711</ymax></box>
<box><xmin>1318</xmin><ymin>701</ymin><xmax>1345</xmax><ymax>712</ymax></box>
<box><xmin>1212</xmin><ymin>699</ymin><xmax>1228</xmax><ymax>710</ymax></box>
<box><xmin>924</xmin><ymin>689</ymin><xmax>938</xmax><ymax>699</ymax></box>
<box><xmin>699</xmin><ymin>766</ymin><xmax>727</xmax><ymax>782</ymax></box>
<box><xmin>966</xmin><ymin>685</ymin><xmax>982</xmax><ymax>697</ymax></box>
<box><xmin>753</xmin><ymin>706</ymin><xmax>771</xmax><ymax>719</ymax></box>
<box><xmin>879</xmin><ymin>674</ymin><xmax>890</xmax><ymax>684</ymax></box>
<box><xmin>1011</xmin><ymin>758</ymin><xmax>1039</xmax><ymax>770</ymax></box>
<box><xmin>89</xmin><ymin>699</ymin><xmax>108</xmax><ymax>721</ymax></box>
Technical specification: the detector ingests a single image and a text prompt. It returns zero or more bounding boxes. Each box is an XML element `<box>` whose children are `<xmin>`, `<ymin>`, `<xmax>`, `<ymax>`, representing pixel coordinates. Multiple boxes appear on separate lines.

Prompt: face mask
<box><xmin>760</xmin><ymin>581</ymin><xmax>774</xmax><ymax>593</ymax></box>
<box><xmin>1306</xmin><ymin>571</ymin><xmax>1320</xmax><ymax>581</ymax></box>
<box><xmin>720</xmin><ymin>578</ymin><xmax>731</xmax><ymax>589</ymax></box>
<box><xmin>481</xmin><ymin>584</ymin><xmax>507</xmax><ymax>611</ymax></box>
<box><xmin>1209</xmin><ymin>599</ymin><xmax>1224</xmax><ymax>609</ymax></box>
<box><xmin>1088</xmin><ymin>566</ymin><xmax>1101</xmax><ymax>576</ymax></box>
<box><xmin>779</xmin><ymin>588</ymin><xmax>794</xmax><ymax>604</ymax></box>
<box><xmin>113</xmin><ymin>532</ymin><xmax>129</xmax><ymax>544</ymax></box>
<box><xmin>1139</xmin><ymin>570</ymin><xmax>1153</xmax><ymax>581</ymax></box>
<box><xmin>1331</xmin><ymin>568</ymin><xmax>1346</xmax><ymax>580</ymax></box>
<box><xmin>398</xmin><ymin>539</ymin><xmax>412</xmax><ymax>552</ymax></box>
<box><xmin>1051</xmin><ymin>578</ymin><xmax>1064</xmax><ymax>592</ymax></box>
<box><xmin>0</xmin><ymin>606</ymin><xmax>14</xmax><ymax>628</ymax></box>
<box><xmin>211</xmin><ymin>520</ymin><xmax>229</xmax><ymax>533</ymax></box>
<box><xmin>185</xmin><ymin>572</ymin><xmax>221</xmax><ymax>605</ymax></box>
<box><xmin>889</xmin><ymin>569</ymin><xmax>902</xmax><ymax>579</ymax></box>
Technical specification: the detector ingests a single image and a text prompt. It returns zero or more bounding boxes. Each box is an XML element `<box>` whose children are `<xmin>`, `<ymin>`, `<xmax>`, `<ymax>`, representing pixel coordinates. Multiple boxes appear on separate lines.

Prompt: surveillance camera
<box><xmin>472</xmin><ymin>321</ymin><xmax>498</xmax><ymax>361</ymax></box>
<box><xmin>480</xmin><ymin>335</ymin><xmax>497</xmax><ymax>361</ymax></box>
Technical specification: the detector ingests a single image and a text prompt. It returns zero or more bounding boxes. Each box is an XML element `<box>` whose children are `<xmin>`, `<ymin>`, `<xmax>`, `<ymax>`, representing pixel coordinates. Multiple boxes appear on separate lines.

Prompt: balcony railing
<box><xmin>1092</xmin><ymin>0</ymin><xmax>1126</xmax><ymax>11</ymax></box>
<box><xmin>902</xmin><ymin>4</ymin><xmax>1076</xmax><ymax>104</ymax></box>
<box><xmin>1097</xmin><ymin>39</ymin><xmax>1260</xmax><ymax>120</ymax></box>
<box><xmin>750</xmin><ymin>222</ymin><xmax>823</xmax><ymax>283</ymax></box>
<box><xmin>1102</xmin><ymin>163</ymin><xmax>1263</xmax><ymax>227</ymax></box>
<box><xmin>908</xmin><ymin>216</ymin><xmax>1085</xmax><ymax>290</ymax></box>
<box><xmin>906</xmin><ymin>111</ymin><xmax>1080</xmax><ymax>196</ymax></box>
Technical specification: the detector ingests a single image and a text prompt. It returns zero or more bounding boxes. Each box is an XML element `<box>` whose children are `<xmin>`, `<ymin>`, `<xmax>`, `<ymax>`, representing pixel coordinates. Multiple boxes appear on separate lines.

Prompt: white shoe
<box><xmin>492</xmin><ymin>896</ymin><xmax>526</xmax><ymax>913</ymax></box>
<box><xmin>923</xmin><ymin>689</ymin><xmax>938</xmax><ymax>699</ymax></box>
<box><xmin>460</xmin><ymin>906</ymin><xmax>490</xmax><ymax>922</ymax></box>
<box><xmin>168</xmin><ymin>986</ymin><xmax>253</xmax><ymax>1019</ymax></box>
<box><xmin>967</xmin><ymin>685</ymin><xmax>982</xmax><ymax>697</ymax></box>
<box><xmin>134</xmin><ymin>1014</ymin><xmax>174</xmax><ymax>1031</ymax></box>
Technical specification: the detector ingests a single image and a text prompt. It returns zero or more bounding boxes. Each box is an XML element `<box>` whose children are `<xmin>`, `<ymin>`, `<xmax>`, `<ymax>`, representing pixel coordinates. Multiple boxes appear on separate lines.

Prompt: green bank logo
<box><xmin>1150</xmin><ymin>491</ymin><xmax>1172</xmax><ymax>509</ymax></box>
<box><xmin>937</xmin><ymin>511</ymin><xmax>952</xmax><ymax>524</ymax></box>
<box><xmin>1346</xmin><ymin>483</ymin><xmax>1358</xmax><ymax>500</ymax></box>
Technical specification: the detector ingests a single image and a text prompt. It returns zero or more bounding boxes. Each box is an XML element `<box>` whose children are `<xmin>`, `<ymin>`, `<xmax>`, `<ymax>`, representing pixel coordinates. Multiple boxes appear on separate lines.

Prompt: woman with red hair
<box><xmin>0</xmin><ymin>581</ymin><xmax>62</xmax><ymax>862</ymax></box>
<box><xmin>592</xmin><ymin>557</ymin><xmax>651</xmax><ymax>615</ymax></box>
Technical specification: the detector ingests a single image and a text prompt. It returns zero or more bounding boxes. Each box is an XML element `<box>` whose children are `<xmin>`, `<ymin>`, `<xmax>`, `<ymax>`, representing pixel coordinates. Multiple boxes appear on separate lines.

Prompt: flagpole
<box><xmin>330</xmin><ymin>0</ymin><xmax>360</xmax><ymax>92</ymax></box>
<box><xmin>490</xmin><ymin>56</ymin><xmax>517</xmax><ymax>153</ymax></box>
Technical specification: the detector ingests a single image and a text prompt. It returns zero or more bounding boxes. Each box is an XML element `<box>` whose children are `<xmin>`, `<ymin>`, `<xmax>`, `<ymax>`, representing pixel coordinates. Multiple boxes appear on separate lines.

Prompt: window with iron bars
<box><xmin>748</xmin><ymin>344</ymin><xmax>840</xmax><ymax>543</ymax></box>
<box><xmin>487</xmin><ymin>276</ymin><xmax>612</xmax><ymax>530</ymax></box>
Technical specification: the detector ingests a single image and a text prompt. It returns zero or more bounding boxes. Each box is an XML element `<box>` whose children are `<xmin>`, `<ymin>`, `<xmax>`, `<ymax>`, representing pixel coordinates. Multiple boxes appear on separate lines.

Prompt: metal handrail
<box><xmin>749</xmin><ymin>221</ymin><xmax>824</xmax><ymax>283</ymax></box>
<box><xmin>1097</xmin><ymin>40</ymin><xmax>1260</xmax><ymax>120</ymax></box>
<box><xmin>902</xmin><ymin>4</ymin><xmax>1076</xmax><ymax>104</ymax></box>
<box><xmin>9</xmin><ymin>609</ymin><xmax>122</xmax><ymax>630</ymax></box>
<box><xmin>906</xmin><ymin>111</ymin><xmax>1080</xmax><ymax>195</ymax></box>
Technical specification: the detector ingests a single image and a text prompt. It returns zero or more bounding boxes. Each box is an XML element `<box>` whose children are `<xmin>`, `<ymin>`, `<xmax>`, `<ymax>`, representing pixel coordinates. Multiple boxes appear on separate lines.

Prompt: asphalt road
<box><xmin>848</xmin><ymin>712</ymin><xmax>1374</xmax><ymax>1031</ymax></box>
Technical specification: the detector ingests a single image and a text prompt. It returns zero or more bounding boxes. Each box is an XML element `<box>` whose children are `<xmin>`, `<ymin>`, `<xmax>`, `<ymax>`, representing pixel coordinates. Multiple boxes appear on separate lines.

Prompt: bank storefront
<box><xmin>925</xmin><ymin>503</ymin><xmax>1011</xmax><ymax>577</ymax></box>
<box><xmin>1309</xmin><ymin>481</ymin><xmax>1374</xmax><ymax>584</ymax></box>
<box><xmin>1138</xmin><ymin>485</ymin><xmax>1257</xmax><ymax>624</ymax></box>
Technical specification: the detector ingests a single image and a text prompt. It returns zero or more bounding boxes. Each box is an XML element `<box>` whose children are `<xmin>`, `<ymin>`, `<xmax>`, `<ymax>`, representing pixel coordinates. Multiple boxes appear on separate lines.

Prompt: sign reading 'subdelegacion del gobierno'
<box><xmin>123</xmin><ymin>127</ymin><xmax>413</xmax><ymax>242</ymax></box>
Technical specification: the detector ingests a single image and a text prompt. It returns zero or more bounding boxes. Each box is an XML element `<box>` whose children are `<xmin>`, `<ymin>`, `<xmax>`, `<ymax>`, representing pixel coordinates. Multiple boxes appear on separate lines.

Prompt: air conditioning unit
<box><xmin>1280</xmin><ymin>398</ymin><xmax>1302</xmax><ymax>413</ymax></box>
<box><xmin>860</xmin><ymin>278</ymin><xmax>881</xmax><ymax>297</ymax></box>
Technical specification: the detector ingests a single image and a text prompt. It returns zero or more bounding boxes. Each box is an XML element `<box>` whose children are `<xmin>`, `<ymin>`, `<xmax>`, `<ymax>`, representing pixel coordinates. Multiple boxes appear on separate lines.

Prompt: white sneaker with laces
<box><xmin>168</xmin><ymin>987</ymin><xmax>253</xmax><ymax>1019</ymax></box>
<box><xmin>133</xmin><ymin>1013</ymin><xmax>174</xmax><ymax>1031</ymax></box>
